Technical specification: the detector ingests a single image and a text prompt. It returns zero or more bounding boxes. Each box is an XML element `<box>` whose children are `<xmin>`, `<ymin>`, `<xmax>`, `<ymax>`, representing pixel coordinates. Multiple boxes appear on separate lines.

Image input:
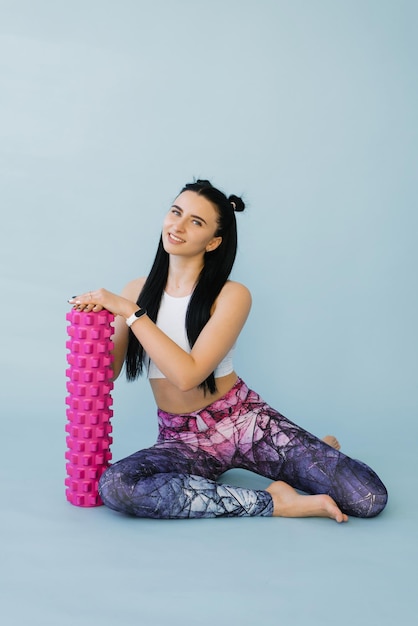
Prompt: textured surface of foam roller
<box><xmin>65</xmin><ymin>309</ymin><xmax>114</xmax><ymax>506</ymax></box>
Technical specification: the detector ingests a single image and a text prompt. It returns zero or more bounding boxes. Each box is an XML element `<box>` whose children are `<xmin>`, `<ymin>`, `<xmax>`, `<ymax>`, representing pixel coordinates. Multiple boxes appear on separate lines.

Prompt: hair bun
<box><xmin>228</xmin><ymin>194</ymin><xmax>245</xmax><ymax>212</ymax></box>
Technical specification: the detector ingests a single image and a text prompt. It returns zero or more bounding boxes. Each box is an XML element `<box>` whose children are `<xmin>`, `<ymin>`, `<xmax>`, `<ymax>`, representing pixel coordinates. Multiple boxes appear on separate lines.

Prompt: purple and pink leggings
<box><xmin>98</xmin><ymin>378</ymin><xmax>387</xmax><ymax>519</ymax></box>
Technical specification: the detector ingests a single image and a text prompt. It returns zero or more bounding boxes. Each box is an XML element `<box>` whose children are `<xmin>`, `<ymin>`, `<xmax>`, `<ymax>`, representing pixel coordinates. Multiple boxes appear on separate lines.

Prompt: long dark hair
<box><xmin>125</xmin><ymin>179</ymin><xmax>245</xmax><ymax>394</ymax></box>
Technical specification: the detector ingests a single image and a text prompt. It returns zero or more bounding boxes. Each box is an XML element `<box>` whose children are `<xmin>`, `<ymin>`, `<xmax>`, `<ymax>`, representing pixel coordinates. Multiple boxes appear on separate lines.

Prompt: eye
<box><xmin>171</xmin><ymin>208</ymin><xmax>181</xmax><ymax>216</ymax></box>
<box><xmin>192</xmin><ymin>219</ymin><xmax>203</xmax><ymax>227</ymax></box>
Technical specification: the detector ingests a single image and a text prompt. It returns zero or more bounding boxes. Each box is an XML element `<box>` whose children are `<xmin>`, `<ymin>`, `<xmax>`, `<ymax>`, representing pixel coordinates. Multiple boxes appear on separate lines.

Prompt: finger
<box><xmin>68</xmin><ymin>292</ymin><xmax>94</xmax><ymax>306</ymax></box>
<box><xmin>68</xmin><ymin>296</ymin><xmax>84</xmax><ymax>305</ymax></box>
<box><xmin>68</xmin><ymin>289</ymin><xmax>106</xmax><ymax>310</ymax></box>
<box><xmin>68</xmin><ymin>296</ymin><xmax>102</xmax><ymax>313</ymax></box>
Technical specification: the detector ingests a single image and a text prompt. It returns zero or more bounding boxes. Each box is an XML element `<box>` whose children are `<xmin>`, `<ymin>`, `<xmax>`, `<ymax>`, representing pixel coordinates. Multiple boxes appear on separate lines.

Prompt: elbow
<box><xmin>110</xmin><ymin>342</ymin><xmax>128</xmax><ymax>382</ymax></box>
<box><xmin>162</xmin><ymin>356</ymin><xmax>209</xmax><ymax>392</ymax></box>
<box><xmin>174</xmin><ymin>371</ymin><xmax>204</xmax><ymax>393</ymax></box>
<box><xmin>111</xmin><ymin>362</ymin><xmax>124</xmax><ymax>382</ymax></box>
<box><xmin>167</xmin><ymin>357</ymin><xmax>203</xmax><ymax>392</ymax></box>
<box><xmin>176</xmin><ymin>379</ymin><xmax>197</xmax><ymax>393</ymax></box>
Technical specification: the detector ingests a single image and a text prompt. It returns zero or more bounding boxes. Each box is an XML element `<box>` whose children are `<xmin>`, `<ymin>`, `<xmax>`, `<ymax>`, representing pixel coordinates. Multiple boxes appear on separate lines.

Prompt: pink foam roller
<box><xmin>65</xmin><ymin>309</ymin><xmax>114</xmax><ymax>506</ymax></box>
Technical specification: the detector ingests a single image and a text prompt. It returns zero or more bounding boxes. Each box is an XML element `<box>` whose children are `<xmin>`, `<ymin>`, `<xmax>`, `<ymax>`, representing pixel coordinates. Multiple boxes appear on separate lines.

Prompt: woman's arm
<box><xmin>133</xmin><ymin>281</ymin><xmax>252</xmax><ymax>390</ymax></box>
<box><xmin>70</xmin><ymin>281</ymin><xmax>251</xmax><ymax>391</ymax></box>
<box><xmin>90</xmin><ymin>277</ymin><xmax>146</xmax><ymax>381</ymax></box>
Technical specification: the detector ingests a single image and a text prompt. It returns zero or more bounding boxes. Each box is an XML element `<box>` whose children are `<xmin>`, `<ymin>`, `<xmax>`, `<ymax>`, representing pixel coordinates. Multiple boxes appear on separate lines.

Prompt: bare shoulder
<box><xmin>217</xmin><ymin>280</ymin><xmax>252</xmax><ymax>308</ymax></box>
<box><xmin>120</xmin><ymin>276</ymin><xmax>147</xmax><ymax>301</ymax></box>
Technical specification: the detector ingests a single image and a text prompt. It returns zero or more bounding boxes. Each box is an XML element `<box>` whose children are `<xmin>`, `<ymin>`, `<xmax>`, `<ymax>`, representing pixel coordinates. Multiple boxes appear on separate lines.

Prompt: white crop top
<box><xmin>147</xmin><ymin>291</ymin><xmax>234</xmax><ymax>379</ymax></box>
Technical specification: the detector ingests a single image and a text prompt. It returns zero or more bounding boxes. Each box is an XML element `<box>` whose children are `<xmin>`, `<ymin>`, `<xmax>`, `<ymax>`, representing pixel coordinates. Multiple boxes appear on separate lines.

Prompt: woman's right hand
<box><xmin>68</xmin><ymin>288</ymin><xmax>138</xmax><ymax>320</ymax></box>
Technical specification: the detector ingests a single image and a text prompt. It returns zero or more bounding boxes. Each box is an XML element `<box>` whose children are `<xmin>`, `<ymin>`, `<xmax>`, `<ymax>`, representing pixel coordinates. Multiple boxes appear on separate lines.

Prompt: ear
<box><xmin>206</xmin><ymin>236</ymin><xmax>222</xmax><ymax>253</ymax></box>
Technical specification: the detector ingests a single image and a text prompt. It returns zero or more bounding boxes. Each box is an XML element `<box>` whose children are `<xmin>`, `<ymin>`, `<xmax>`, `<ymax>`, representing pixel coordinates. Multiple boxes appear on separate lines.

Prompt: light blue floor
<box><xmin>2</xmin><ymin>397</ymin><xmax>417</xmax><ymax>626</ymax></box>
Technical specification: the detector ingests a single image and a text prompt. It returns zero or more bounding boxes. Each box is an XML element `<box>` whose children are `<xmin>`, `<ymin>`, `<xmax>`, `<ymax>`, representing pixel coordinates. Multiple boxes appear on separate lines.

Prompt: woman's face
<box><xmin>162</xmin><ymin>191</ymin><xmax>222</xmax><ymax>257</ymax></box>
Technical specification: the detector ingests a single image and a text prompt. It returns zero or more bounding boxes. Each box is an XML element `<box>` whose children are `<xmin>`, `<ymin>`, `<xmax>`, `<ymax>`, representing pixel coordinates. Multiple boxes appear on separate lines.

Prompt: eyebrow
<box><xmin>171</xmin><ymin>204</ymin><xmax>207</xmax><ymax>225</ymax></box>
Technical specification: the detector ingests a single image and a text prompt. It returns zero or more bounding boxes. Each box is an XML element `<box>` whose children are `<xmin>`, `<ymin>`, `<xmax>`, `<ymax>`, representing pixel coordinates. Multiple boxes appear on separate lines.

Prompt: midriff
<box><xmin>150</xmin><ymin>371</ymin><xmax>238</xmax><ymax>414</ymax></box>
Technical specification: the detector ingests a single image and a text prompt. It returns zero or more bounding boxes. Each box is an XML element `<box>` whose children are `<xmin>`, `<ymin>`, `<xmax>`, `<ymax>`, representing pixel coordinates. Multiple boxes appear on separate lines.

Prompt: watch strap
<box><xmin>126</xmin><ymin>308</ymin><xmax>147</xmax><ymax>328</ymax></box>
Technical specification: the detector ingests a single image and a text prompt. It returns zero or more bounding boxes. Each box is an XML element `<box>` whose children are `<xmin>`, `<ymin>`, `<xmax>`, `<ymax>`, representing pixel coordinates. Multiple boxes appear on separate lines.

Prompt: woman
<box><xmin>69</xmin><ymin>180</ymin><xmax>387</xmax><ymax>522</ymax></box>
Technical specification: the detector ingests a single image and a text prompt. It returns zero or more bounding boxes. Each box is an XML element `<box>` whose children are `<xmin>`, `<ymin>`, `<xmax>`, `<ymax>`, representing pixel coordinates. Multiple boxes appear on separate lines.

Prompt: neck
<box><xmin>165</xmin><ymin>255</ymin><xmax>204</xmax><ymax>296</ymax></box>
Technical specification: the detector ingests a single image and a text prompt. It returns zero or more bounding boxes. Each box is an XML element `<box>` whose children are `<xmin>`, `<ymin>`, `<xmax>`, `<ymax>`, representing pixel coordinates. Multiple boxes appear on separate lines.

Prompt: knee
<box><xmin>98</xmin><ymin>464</ymin><xmax>115</xmax><ymax>505</ymax></box>
<box><xmin>98</xmin><ymin>463</ymin><xmax>156</xmax><ymax>517</ymax></box>
<box><xmin>335</xmin><ymin>457</ymin><xmax>389</xmax><ymax>519</ymax></box>
<box><xmin>98</xmin><ymin>464</ymin><xmax>130</xmax><ymax>514</ymax></box>
<box><xmin>362</xmin><ymin>488</ymin><xmax>388</xmax><ymax>518</ymax></box>
<box><xmin>350</xmin><ymin>479</ymin><xmax>388</xmax><ymax>519</ymax></box>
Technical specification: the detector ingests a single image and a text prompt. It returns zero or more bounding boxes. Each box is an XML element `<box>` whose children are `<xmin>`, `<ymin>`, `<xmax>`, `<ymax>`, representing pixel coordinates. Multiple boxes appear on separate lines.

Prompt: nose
<box><xmin>173</xmin><ymin>216</ymin><xmax>186</xmax><ymax>231</ymax></box>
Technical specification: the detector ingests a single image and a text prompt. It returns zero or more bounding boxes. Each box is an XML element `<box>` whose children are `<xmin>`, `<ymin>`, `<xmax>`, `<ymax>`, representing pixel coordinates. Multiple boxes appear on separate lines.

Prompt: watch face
<box><xmin>135</xmin><ymin>309</ymin><xmax>142</xmax><ymax>317</ymax></box>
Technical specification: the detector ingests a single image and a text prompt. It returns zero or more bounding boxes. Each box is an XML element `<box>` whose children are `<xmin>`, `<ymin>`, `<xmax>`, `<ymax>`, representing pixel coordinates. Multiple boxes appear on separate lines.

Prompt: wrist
<box><xmin>126</xmin><ymin>308</ymin><xmax>147</xmax><ymax>328</ymax></box>
<box><xmin>124</xmin><ymin>303</ymin><xmax>140</xmax><ymax>320</ymax></box>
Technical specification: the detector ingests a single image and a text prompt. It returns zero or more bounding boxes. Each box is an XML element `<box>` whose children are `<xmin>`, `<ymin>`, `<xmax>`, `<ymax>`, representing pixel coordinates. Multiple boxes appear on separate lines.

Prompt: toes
<box><xmin>323</xmin><ymin>435</ymin><xmax>341</xmax><ymax>450</ymax></box>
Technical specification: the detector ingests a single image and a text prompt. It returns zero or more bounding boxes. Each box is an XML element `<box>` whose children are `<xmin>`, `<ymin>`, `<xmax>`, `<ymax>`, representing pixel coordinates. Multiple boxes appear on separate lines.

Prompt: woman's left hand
<box><xmin>68</xmin><ymin>288</ymin><xmax>137</xmax><ymax>319</ymax></box>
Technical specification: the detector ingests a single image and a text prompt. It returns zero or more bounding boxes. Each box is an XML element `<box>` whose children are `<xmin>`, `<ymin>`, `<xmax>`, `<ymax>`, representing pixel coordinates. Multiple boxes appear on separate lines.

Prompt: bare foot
<box><xmin>322</xmin><ymin>435</ymin><xmax>341</xmax><ymax>450</ymax></box>
<box><xmin>266</xmin><ymin>480</ymin><xmax>348</xmax><ymax>523</ymax></box>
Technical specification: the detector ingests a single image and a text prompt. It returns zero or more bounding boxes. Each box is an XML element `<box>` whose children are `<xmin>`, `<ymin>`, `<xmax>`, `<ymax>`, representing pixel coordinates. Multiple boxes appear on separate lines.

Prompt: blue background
<box><xmin>1</xmin><ymin>1</ymin><xmax>417</xmax><ymax>625</ymax></box>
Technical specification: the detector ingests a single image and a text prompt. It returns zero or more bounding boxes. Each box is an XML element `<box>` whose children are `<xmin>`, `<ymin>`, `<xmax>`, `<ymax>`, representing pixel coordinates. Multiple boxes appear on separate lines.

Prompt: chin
<box><xmin>163</xmin><ymin>241</ymin><xmax>182</xmax><ymax>255</ymax></box>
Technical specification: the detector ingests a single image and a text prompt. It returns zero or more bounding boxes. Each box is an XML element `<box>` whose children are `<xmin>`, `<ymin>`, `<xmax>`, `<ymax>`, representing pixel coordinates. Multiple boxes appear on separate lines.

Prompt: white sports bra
<box><xmin>147</xmin><ymin>291</ymin><xmax>234</xmax><ymax>379</ymax></box>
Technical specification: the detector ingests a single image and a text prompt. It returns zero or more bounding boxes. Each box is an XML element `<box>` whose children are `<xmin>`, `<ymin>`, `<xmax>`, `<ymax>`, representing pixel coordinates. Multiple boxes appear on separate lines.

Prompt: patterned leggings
<box><xmin>98</xmin><ymin>378</ymin><xmax>388</xmax><ymax>519</ymax></box>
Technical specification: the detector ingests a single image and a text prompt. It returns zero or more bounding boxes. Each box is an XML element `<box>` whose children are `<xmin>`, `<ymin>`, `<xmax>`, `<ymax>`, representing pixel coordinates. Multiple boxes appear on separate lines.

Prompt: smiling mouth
<box><xmin>168</xmin><ymin>233</ymin><xmax>185</xmax><ymax>243</ymax></box>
